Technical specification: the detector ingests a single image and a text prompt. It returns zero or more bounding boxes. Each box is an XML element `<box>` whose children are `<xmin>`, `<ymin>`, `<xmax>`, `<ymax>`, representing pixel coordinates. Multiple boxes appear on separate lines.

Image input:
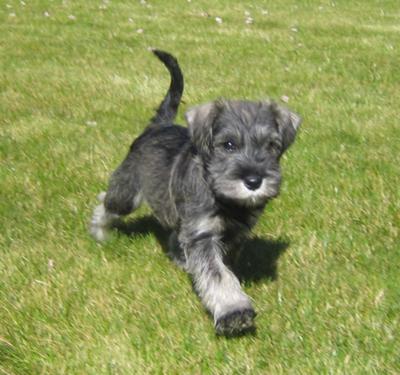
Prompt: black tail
<box><xmin>150</xmin><ymin>49</ymin><xmax>184</xmax><ymax>126</ymax></box>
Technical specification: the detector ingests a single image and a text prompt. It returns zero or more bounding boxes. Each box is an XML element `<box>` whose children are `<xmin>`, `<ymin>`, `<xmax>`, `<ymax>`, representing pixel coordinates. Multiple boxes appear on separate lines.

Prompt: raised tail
<box><xmin>150</xmin><ymin>49</ymin><xmax>184</xmax><ymax>126</ymax></box>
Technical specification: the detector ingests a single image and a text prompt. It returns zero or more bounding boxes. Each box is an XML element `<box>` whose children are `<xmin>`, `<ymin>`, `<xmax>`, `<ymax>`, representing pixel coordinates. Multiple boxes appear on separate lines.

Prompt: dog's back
<box><xmin>129</xmin><ymin>124</ymin><xmax>190</xmax><ymax>227</ymax></box>
<box><xmin>101</xmin><ymin>50</ymin><xmax>190</xmax><ymax>228</ymax></box>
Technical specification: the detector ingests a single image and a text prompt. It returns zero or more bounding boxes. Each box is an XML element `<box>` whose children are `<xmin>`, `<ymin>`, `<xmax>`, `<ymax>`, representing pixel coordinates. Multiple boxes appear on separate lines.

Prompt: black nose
<box><xmin>243</xmin><ymin>175</ymin><xmax>262</xmax><ymax>190</ymax></box>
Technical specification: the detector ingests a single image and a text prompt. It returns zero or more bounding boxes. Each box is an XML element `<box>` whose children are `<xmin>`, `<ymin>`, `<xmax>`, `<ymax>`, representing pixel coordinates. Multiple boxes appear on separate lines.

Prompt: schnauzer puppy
<box><xmin>90</xmin><ymin>50</ymin><xmax>301</xmax><ymax>336</ymax></box>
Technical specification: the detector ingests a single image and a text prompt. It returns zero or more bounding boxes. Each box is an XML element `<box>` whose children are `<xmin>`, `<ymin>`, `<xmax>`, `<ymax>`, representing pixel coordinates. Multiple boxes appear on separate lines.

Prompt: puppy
<box><xmin>90</xmin><ymin>50</ymin><xmax>301</xmax><ymax>336</ymax></box>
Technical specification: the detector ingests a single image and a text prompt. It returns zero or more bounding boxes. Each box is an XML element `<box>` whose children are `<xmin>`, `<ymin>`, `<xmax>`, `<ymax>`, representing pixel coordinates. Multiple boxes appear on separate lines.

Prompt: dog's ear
<box><xmin>185</xmin><ymin>102</ymin><xmax>220</xmax><ymax>155</ymax></box>
<box><xmin>272</xmin><ymin>103</ymin><xmax>302</xmax><ymax>151</ymax></box>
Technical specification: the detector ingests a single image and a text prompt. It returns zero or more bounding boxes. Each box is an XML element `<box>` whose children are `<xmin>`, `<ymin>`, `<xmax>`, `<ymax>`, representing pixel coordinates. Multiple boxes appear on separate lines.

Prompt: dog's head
<box><xmin>185</xmin><ymin>100</ymin><xmax>301</xmax><ymax>207</ymax></box>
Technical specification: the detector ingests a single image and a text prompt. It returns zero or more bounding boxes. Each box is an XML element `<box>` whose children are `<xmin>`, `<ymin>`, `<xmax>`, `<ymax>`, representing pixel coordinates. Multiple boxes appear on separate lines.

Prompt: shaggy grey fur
<box><xmin>90</xmin><ymin>50</ymin><xmax>301</xmax><ymax>336</ymax></box>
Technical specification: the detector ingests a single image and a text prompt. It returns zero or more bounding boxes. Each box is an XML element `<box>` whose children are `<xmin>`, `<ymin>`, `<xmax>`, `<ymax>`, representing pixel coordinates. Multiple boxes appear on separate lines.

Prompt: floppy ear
<box><xmin>185</xmin><ymin>102</ymin><xmax>220</xmax><ymax>155</ymax></box>
<box><xmin>272</xmin><ymin>103</ymin><xmax>302</xmax><ymax>151</ymax></box>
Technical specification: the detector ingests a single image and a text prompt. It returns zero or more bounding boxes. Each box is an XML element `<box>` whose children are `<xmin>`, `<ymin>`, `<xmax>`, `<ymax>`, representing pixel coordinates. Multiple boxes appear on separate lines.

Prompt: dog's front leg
<box><xmin>179</xmin><ymin>224</ymin><xmax>255</xmax><ymax>336</ymax></box>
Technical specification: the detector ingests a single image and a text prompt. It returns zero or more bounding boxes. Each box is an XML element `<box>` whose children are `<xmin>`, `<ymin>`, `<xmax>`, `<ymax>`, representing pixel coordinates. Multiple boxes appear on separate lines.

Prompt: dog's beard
<box><xmin>212</xmin><ymin>176</ymin><xmax>280</xmax><ymax>208</ymax></box>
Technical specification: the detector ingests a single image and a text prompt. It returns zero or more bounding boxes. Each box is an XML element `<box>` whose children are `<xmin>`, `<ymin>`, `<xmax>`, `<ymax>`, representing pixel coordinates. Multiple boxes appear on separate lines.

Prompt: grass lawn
<box><xmin>1</xmin><ymin>0</ymin><xmax>399</xmax><ymax>373</ymax></box>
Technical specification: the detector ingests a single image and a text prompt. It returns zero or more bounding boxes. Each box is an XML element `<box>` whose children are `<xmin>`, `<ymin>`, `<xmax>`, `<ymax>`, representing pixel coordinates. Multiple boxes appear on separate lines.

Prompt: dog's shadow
<box><xmin>114</xmin><ymin>215</ymin><xmax>288</xmax><ymax>283</ymax></box>
<box><xmin>234</xmin><ymin>237</ymin><xmax>288</xmax><ymax>283</ymax></box>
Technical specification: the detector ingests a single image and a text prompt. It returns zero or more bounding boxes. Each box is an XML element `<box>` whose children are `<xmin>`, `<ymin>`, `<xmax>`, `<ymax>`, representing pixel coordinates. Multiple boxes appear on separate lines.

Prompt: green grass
<box><xmin>1</xmin><ymin>0</ymin><xmax>399</xmax><ymax>373</ymax></box>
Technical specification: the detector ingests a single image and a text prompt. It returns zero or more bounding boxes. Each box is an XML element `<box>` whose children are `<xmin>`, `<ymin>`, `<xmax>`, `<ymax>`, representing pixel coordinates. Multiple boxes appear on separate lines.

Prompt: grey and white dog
<box><xmin>90</xmin><ymin>50</ymin><xmax>301</xmax><ymax>336</ymax></box>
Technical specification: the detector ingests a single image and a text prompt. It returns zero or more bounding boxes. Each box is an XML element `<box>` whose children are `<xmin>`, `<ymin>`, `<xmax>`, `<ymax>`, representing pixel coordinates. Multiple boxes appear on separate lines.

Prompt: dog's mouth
<box><xmin>214</xmin><ymin>178</ymin><xmax>279</xmax><ymax>208</ymax></box>
<box><xmin>238</xmin><ymin>179</ymin><xmax>269</xmax><ymax>204</ymax></box>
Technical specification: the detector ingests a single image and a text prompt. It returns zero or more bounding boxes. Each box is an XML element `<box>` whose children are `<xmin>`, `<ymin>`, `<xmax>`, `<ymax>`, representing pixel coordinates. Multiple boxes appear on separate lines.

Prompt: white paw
<box><xmin>90</xmin><ymin>196</ymin><xmax>119</xmax><ymax>242</ymax></box>
<box><xmin>90</xmin><ymin>223</ymin><xmax>109</xmax><ymax>242</ymax></box>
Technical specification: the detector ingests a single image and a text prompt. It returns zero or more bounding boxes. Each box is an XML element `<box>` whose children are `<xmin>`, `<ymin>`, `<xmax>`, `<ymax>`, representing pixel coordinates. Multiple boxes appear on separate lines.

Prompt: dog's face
<box><xmin>186</xmin><ymin>100</ymin><xmax>301</xmax><ymax>207</ymax></box>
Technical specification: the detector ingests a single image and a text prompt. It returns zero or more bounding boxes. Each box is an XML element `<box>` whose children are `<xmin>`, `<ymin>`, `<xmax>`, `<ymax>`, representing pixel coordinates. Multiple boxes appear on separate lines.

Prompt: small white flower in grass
<box><xmin>374</xmin><ymin>289</ymin><xmax>385</xmax><ymax>306</ymax></box>
<box><xmin>136</xmin><ymin>28</ymin><xmax>144</xmax><ymax>33</ymax></box>
<box><xmin>44</xmin><ymin>11</ymin><xmax>50</xmax><ymax>17</ymax></box>
<box><xmin>291</xmin><ymin>26</ymin><xmax>298</xmax><ymax>32</ymax></box>
<box><xmin>86</xmin><ymin>120</ymin><xmax>97</xmax><ymax>127</ymax></box>
<box><xmin>277</xmin><ymin>290</ymin><xmax>283</xmax><ymax>304</ymax></box>
<box><xmin>215</xmin><ymin>16</ymin><xmax>222</xmax><ymax>24</ymax></box>
<box><xmin>34</xmin><ymin>279</ymin><xmax>47</xmax><ymax>285</ymax></box>
<box><xmin>244</xmin><ymin>10</ymin><xmax>250</xmax><ymax>16</ymax></box>
<box><xmin>280</xmin><ymin>95</ymin><xmax>289</xmax><ymax>103</ymax></box>
<box><xmin>20</xmin><ymin>0</ymin><xmax>26</xmax><ymax>6</ymax></box>
<box><xmin>48</xmin><ymin>259</ymin><xmax>55</xmax><ymax>271</ymax></box>
<box><xmin>245</xmin><ymin>16</ymin><xmax>254</xmax><ymax>25</ymax></box>
<box><xmin>140</xmin><ymin>0</ymin><xmax>147</xmax><ymax>4</ymax></box>
<box><xmin>68</xmin><ymin>15</ymin><xmax>76</xmax><ymax>20</ymax></box>
<box><xmin>9</xmin><ymin>12</ymin><xmax>16</xmax><ymax>17</ymax></box>
<box><xmin>128</xmin><ymin>17</ymin><xmax>134</xmax><ymax>23</ymax></box>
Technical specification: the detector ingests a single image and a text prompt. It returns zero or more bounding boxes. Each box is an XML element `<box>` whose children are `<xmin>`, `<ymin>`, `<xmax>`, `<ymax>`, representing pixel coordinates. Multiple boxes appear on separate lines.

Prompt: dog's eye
<box><xmin>223</xmin><ymin>140</ymin><xmax>237</xmax><ymax>152</ymax></box>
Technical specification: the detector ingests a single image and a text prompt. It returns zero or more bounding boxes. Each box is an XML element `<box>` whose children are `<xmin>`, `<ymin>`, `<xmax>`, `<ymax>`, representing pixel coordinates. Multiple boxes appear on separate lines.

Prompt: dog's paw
<box><xmin>215</xmin><ymin>308</ymin><xmax>256</xmax><ymax>337</ymax></box>
<box><xmin>90</xmin><ymin>193</ymin><xmax>120</xmax><ymax>242</ymax></box>
<box><xmin>90</xmin><ymin>223</ymin><xmax>109</xmax><ymax>242</ymax></box>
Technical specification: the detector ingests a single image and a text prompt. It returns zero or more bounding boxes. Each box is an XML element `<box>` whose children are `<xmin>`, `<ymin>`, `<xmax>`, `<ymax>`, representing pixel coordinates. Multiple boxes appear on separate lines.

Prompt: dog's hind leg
<box><xmin>90</xmin><ymin>158</ymin><xmax>143</xmax><ymax>241</ymax></box>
